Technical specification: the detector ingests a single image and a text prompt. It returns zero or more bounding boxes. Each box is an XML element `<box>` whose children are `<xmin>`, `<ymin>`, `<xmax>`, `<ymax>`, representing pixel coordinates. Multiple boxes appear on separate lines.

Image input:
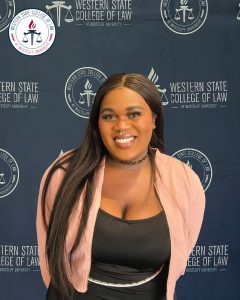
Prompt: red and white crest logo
<box><xmin>9</xmin><ymin>9</ymin><xmax>56</xmax><ymax>56</ymax></box>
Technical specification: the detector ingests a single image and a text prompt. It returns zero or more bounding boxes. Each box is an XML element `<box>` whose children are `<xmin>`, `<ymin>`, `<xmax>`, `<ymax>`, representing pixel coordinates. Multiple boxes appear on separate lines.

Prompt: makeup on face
<box><xmin>98</xmin><ymin>87</ymin><xmax>156</xmax><ymax>161</ymax></box>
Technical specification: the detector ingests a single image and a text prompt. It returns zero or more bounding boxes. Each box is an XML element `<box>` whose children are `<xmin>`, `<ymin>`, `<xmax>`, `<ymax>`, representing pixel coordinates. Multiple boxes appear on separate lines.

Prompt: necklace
<box><xmin>109</xmin><ymin>153</ymin><xmax>148</xmax><ymax>165</ymax></box>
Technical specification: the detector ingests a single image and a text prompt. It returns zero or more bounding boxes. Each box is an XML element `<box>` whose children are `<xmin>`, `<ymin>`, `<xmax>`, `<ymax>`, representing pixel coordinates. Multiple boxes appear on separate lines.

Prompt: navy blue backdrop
<box><xmin>0</xmin><ymin>0</ymin><xmax>239</xmax><ymax>299</ymax></box>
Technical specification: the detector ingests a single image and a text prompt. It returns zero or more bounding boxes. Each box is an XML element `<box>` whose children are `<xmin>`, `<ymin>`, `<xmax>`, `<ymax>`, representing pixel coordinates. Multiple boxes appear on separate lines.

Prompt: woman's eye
<box><xmin>128</xmin><ymin>112</ymin><xmax>141</xmax><ymax>118</ymax></box>
<box><xmin>102</xmin><ymin>114</ymin><xmax>116</xmax><ymax>120</ymax></box>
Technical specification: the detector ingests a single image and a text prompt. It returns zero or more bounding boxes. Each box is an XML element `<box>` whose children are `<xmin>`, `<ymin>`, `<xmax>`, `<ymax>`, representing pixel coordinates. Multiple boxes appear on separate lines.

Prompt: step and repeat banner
<box><xmin>0</xmin><ymin>0</ymin><xmax>239</xmax><ymax>299</ymax></box>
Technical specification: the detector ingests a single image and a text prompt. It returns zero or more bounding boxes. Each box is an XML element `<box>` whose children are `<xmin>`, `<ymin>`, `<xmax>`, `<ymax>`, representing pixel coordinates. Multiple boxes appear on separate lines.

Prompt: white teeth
<box><xmin>115</xmin><ymin>137</ymin><xmax>134</xmax><ymax>144</ymax></box>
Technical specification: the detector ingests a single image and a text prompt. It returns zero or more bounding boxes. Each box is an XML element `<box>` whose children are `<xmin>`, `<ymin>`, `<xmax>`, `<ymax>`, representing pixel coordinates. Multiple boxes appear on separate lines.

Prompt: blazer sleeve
<box><xmin>36</xmin><ymin>164</ymin><xmax>65</xmax><ymax>287</ymax></box>
<box><xmin>185</xmin><ymin>165</ymin><xmax>206</xmax><ymax>257</ymax></box>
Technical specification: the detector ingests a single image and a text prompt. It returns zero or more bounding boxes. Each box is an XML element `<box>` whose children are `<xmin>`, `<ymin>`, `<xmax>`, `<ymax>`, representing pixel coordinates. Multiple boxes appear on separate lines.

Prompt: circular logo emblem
<box><xmin>9</xmin><ymin>9</ymin><xmax>55</xmax><ymax>56</ymax></box>
<box><xmin>0</xmin><ymin>0</ymin><xmax>15</xmax><ymax>32</ymax></box>
<box><xmin>172</xmin><ymin>148</ymin><xmax>212</xmax><ymax>191</ymax></box>
<box><xmin>160</xmin><ymin>0</ymin><xmax>208</xmax><ymax>35</ymax></box>
<box><xmin>65</xmin><ymin>67</ymin><xmax>107</xmax><ymax>118</ymax></box>
<box><xmin>0</xmin><ymin>149</ymin><xmax>19</xmax><ymax>198</ymax></box>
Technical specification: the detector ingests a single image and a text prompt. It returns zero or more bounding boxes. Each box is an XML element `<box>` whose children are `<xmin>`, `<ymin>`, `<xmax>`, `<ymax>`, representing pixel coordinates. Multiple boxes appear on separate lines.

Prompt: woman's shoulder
<box><xmin>155</xmin><ymin>150</ymin><xmax>187</xmax><ymax>172</ymax></box>
<box><xmin>38</xmin><ymin>149</ymin><xmax>78</xmax><ymax>209</ymax></box>
<box><xmin>41</xmin><ymin>149</ymin><xmax>77</xmax><ymax>183</ymax></box>
<box><xmin>49</xmin><ymin>148</ymin><xmax>76</xmax><ymax>168</ymax></box>
<box><xmin>155</xmin><ymin>150</ymin><xmax>202</xmax><ymax>188</ymax></box>
<box><xmin>155</xmin><ymin>151</ymin><xmax>205</xmax><ymax>221</ymax></box>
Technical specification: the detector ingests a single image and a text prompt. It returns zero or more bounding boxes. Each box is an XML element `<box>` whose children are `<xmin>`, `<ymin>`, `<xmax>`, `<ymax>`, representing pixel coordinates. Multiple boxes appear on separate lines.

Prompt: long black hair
<box><xmin>41</xmin><ymin>73</ymin><xmax>164</xmax><ymax>298</ymax></box>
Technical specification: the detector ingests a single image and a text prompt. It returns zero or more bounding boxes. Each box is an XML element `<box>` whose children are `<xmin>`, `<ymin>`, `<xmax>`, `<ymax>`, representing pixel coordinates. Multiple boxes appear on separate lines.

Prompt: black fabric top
<box><xmin>45</xmin><ymin>208</ymin><xmax>172</xmax><ymax>300</ymax></box>
<box><xmin>89</xmin><ymin>208</ymin><xmax>171</xmax><ymax>291</ymax></box>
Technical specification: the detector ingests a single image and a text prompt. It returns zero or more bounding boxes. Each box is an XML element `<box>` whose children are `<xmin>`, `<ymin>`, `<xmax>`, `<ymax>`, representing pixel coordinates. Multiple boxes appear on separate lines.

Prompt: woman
<box><xmin>36</xmin><ymin>73</ymin><xmax>205</xmax><ymax>300</ymax></box>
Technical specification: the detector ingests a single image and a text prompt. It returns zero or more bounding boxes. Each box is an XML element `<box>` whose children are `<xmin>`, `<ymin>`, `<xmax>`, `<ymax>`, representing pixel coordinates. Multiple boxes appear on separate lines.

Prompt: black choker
<box><xmin>109</xmin><ymin>153</ymin><xmax>148</xmax><ymax>165</ymax></box>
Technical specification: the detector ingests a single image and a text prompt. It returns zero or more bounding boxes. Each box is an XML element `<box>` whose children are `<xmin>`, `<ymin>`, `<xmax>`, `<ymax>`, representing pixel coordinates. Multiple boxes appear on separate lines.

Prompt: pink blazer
<box><xmin>36</xmin><ymin>149</ymin><xmax>205</xmax><ymax>300</ymax></box>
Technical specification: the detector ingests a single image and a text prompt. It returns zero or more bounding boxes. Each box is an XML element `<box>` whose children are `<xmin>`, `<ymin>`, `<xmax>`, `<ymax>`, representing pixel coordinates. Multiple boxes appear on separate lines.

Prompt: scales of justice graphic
<box><xmin>175</xmin><ymin>0</ymin><xmax>194</xmax><ymax>23</ymax></box>
<box><xmin>0</xmin><ymin>173</ymin><xmax>6</xmax><ymax>185</ymax></box>
<box><xmin>148</xmin><ymin>68</ymin><xmax>169</xmax><ymax>106</ymax></box>
<box><xmin>22</xmin><ymin>20</ymin><xmax>42</xmax><ymax>45</ymax></box>
<box><xmin>79</xmin><ymin>80</ymin><xmax>96</xmax><ymax>107</ymax></box>
<box><xmin>46</xmin><ymin>1</ymin><xmax>74</xmax><ymax>27</ymax></box>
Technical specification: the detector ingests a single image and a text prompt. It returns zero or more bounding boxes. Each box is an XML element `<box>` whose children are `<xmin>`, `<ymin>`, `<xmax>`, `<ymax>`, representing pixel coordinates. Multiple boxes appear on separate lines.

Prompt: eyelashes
<box><xmin>101</xmin><ymin>114</ymin><xmax>116</xmax><ymax>120</ymax></box>
<box><xmin>101</xmin><ymin>112</ymin><xmax>142</xmax><ymax>120</ymax></box>
<box><xmin>128</xmin><ymin>112</ymin><xmax>141</xmax><ymax>118</ymax></box>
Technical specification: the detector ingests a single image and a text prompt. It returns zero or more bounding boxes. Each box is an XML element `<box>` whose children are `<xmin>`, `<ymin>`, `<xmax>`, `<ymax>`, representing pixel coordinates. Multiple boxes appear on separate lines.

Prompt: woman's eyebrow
<box><xmin>100</xmin><ymin>108</ymin><xmax>114</xmax><ymax>113</ymax></box>
<box><xmin>126</xmin><ymin>106</ymin><xmax>144</xmax><ymax>111</ymax></box>
<box><xmin>100</xmin><ymin>106</ymin><xmax>144</xmax><ymax>113</ymax></box>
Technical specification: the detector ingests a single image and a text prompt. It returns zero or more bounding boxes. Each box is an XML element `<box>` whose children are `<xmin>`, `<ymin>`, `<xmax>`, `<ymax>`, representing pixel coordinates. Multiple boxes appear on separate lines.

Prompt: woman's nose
<box><xmin>113</xmin><ymin>116</ymin><xmax>130</xmax><ymax>131</ymax></box>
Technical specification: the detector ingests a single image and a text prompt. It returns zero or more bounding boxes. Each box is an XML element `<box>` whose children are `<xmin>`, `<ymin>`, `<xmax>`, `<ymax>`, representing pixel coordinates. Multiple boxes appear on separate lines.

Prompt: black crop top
<box><xmin>89</xmin><ymin>207</ymin><xmax>171</xmax><ymax>297</ymax></box>
<box><xmin>46</xmin><ymin>208</ymin><xmax>172</xmax><ymax>300</ymax></box>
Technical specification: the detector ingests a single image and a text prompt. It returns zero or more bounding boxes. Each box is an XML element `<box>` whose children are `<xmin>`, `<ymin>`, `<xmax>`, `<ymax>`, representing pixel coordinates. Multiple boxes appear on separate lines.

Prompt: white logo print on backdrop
<box><xmin>0</xmin><ymin>0</ymin><xmax>15</xmax><ymax>32</ymax></box>
<box><xmin>45</xmin><ymin>0</ymin><xmax>133</xmax><ymax>27</ymax></box>
<box><xmin>148</xmin><ymin>78</ymin><xmax>229</xmax><ymax>110</ymax></box>
<box><xmin>46</xmin><ymin>1</ymin><xmax>74</xmax><ymax>27</ymax></box>
<box><xmin>237</xmin><ymin>3</ymin><xmax>240</xmax><ymax>20</ymax></box>
<box><xmin>172</xmin><ymin>148</ymin><xmax>212</xmax><ymax>191</ymax></box>
<box><xmin>160</xmin><ymin>0</ymin><xmax>208</xmax><ymax>34</ymax></box>
<box><xmin>65</xmin><ymin>67</ymin><xmax>107</xmax><ymax>118</ymax></box>
<box><xmin>0</xmin><ymin>81</ymin><xmax>40</xmax><ymax>110</ymax></box>
<box><xmin>0</xmin><ymin>149</ymin><xmax>19</xmax><ymax>199</ymax></box>
<box><xmin>148</xmin><ymin>68</ymin><xmax>169</xmax><ymax>106</ymax></box>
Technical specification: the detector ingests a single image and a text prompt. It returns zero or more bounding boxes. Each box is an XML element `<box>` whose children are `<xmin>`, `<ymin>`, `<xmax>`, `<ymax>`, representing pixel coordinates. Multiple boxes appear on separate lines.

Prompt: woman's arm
<box><xmin>36</xmin><ymin>165</ymin><xmax>65</xmax><ymax>287</ymax></box>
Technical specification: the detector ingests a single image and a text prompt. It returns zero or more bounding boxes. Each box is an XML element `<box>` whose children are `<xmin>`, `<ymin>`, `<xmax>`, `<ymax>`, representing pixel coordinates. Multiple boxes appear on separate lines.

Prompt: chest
<box><xmin>92</xmin><ymin>208</ymin><xmax>171</xmax><ymax>270</ymax></box>
<box><xmin>100</xmin><ymin>167</ymin><xmax>162</xmax><ymax>219</ymax></box>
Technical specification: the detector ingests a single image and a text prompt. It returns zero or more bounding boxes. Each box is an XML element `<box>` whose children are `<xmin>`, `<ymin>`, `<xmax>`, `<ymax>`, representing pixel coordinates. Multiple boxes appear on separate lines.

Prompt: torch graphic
<box><xmin>175</xmin><ymin>0</ymin><xmax>194</xmax><ymax>23</ymax></box>
<box><xmin>79</xmin><ymin>80</ymin><xmax>96</xmax><ymax>107</ymax></box>
<box><xmin>22</xmin><ymin>20</ymin><xmax>42</xmax><ymax>45</ymax></box>
<box><xmin>148</xmin><ymin>68</ymin><xmax>169</xmax><ymax>106</ymax></box>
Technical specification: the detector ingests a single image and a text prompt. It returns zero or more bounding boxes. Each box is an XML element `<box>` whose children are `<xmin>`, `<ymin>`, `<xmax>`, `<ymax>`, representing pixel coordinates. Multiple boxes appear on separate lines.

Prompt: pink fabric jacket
<box><xmin>36</xmin><ymin>149</ymin><xmax>205</xmax><ymax>300</ymax></box>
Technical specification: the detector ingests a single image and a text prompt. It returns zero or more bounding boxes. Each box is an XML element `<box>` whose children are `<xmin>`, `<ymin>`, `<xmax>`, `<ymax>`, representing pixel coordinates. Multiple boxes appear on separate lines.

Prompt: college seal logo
<box><xmin>65</xmin><ymin>67</ymin><xmax>107</xmax><ymax>118</ymax></box>
<box><xmin>0</xmin><ymin>0</ymin><xmax>15</xmax><ymax>32</ymax></box>
<box><xmin>0</xmin><ymin>149</ymin><xmax>19</xmax><ymax>198</ymax></box>
<box><xmin>160</xmin><ymin>0</ymin><xmax>208</xmax><ymax>35</ymax></box>
<box><xmin>172</xmin><ymin>148</ymin><xmax>212</xmax><ymax>191</ymax></box>
<box><xmin>9</xmin><ymin>9</ymin><xmax>55</xmax><ymax>56</ymax></box>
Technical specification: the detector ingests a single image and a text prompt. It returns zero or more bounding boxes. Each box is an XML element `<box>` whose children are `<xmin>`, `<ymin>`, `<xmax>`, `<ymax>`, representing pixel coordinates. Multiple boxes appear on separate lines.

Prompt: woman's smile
<box><xmin>113</xmin><ymin>135</ymin><xmax>137</xmax><ymax>148</ymax></box>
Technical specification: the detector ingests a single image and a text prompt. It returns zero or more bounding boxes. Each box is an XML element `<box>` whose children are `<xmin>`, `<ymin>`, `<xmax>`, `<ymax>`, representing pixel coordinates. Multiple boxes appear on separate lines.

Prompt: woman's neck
<box><xmin>106</xmin><ymin>152</ymin><xmax>151</xmax><ymax>173</ymax></box>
